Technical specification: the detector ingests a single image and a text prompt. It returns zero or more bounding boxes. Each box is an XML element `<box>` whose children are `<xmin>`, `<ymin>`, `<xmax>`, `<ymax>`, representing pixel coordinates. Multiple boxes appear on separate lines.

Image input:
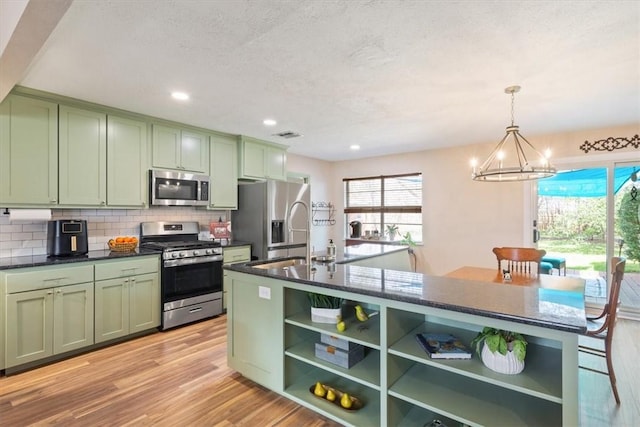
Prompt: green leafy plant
<box><xmin>400</xmin><ymin>232</ymin><xmax>417</xmax><ymax>254</ymax></box>
<box><xmin>386</xmin><ymin>224</ymin><xmax>399</xmax><ymax>238</ymax></box>
<box><xmin>400</xmin><ymin>231</ymin><xmax>415</xmax><ymax>245</ymax></box>
<box><xmin>307</xmin><ymin>292</ymin><xmax>343</xmax><ymax>309</ymax></box>
<box><xmin>619</xmin><ymin>190</ymin><xmax>640</xmax><ymax>263</ymax></box>
<box><xmin>470</xmin><ymin>327</ymin><xmax>528</xmax><ymax>362</ymax></box>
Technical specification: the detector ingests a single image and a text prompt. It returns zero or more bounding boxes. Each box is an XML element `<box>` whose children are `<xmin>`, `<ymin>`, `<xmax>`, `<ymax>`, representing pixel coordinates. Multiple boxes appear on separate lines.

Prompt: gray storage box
<box><xmin>320</xmin><ymin>333</ymin><xmax>363</xmax><ymax>352</ymax></box>
<box><xmin>315</xmin><ymin>342</ymin><xmax>365</xmax><ymax>369</ymax></box>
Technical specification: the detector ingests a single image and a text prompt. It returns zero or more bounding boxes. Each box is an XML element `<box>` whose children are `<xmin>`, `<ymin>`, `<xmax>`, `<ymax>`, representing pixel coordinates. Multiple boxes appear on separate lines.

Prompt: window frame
<box><xmin>343</xmin><ymin>172</ymin><xmax>422</xmax><ymax>241</ymax></box>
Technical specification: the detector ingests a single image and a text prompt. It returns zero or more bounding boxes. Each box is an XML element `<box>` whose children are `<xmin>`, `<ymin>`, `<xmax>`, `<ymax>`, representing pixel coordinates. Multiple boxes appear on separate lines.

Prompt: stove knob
<box><xmin>205</xmin><ymin>248</ymin><xmax>213</xmax><ymax>255</ymax></box>
<box><xmin>171</xmin><ymin>252</ymin><xmax>179</xmax><ymax>259</ymax></box>
<box><xmin>193</xmin><ymin>250</ymin><xmax>200</xmax><ymax>256</ymax></box>
<box><xmin>179</xmin><ymin>252</ymin><xmax>187</xmax><ymax>257</ymax></box>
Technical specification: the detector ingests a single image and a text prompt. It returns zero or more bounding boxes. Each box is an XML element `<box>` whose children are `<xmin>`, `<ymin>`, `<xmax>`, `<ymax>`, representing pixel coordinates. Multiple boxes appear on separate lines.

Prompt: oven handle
<box><xmin>163</xmin><ymin>255</ymin><xmax>223</xmax><ymax>268</ymax></box>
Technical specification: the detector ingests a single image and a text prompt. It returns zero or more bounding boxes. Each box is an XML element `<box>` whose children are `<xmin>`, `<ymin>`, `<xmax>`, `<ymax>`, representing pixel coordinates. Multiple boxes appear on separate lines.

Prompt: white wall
<box><xmin>287</xmin><ymin>153</ymin><xmax>336</xmax><ymax>254</ymax></box>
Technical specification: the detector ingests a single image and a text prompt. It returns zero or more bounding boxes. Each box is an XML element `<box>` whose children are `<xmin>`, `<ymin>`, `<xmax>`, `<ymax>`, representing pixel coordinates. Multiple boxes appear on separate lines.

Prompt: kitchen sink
<box><xmin>250</xmin><ymin>258</ymin><xmax>308</xmax><ymax>269</ymax></box>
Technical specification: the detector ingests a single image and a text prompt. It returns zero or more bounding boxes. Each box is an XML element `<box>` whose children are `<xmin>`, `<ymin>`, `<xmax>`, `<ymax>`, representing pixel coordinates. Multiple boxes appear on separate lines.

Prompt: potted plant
<box><xmin>386</xmin><ymin>224</ymin><xmax>399</xmax><ymax>240</ymax></box>
<box><xmin>308</xmin><ymin>292</ymin><xmax>343</xmax><ymax>324</ymax></box>
<box><xmin>470</xmin><ymin>327</ymin><xmax>527</xmax><ymax>375</ymax></box>
<box><xmin>400</xmin><ymin>232</ymin><xmax>416</xmax><ymax>254</ymax></box>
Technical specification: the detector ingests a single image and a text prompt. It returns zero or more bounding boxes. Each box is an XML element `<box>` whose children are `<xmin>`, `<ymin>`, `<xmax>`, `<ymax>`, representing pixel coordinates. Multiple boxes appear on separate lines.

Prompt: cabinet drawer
<box><xmin>223</xmin><ymin>246</ymin><xmax>251</xmax><ymax>264</ymax></box>
<box><xmin>94</xmin><ymin>256</ymin><xmax>159</xmax><ymax>281</ymax></box>
<box><xmin>3</xmin><ymin>264</ymin><xmax>94</xmax><ymax>294</ymax></box>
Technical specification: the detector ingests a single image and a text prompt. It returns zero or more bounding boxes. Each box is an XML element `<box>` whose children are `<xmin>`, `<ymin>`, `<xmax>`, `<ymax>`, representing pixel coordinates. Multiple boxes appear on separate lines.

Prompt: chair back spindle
<box><xmin>492</xmin><ymin>247</ymin><xmax>546</xmax><ymax>276</ymax></box>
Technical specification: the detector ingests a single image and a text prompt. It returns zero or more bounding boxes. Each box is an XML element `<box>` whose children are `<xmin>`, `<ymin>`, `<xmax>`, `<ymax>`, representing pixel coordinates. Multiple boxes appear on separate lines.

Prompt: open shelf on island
<box><xmin>388</xmin><ymin>362</ymin><xmax>562</xmax><ymax>426</ymax></box>
<box><xmin>284</xmin><ymin>361</ymin><xmax>380</xmax><ymax>427</ymax></box>
<box><xmin>388</xmin><ymin>396</ymin><xmax>460</xmax><ymax>427</ymax></box>
<box><xmin>285</xmin><ymin>339</ymin><xmax>380</xmax><ymax>388</ymax></box>
<box><xmin>389</xmin><ymin>323</ymin><xmax>563</xmax><ymax>403</ymax></box>
<box><xmin>285</xmin><ymin>311</ymin><xmax>381</xmax><ymax>349</ymax></box>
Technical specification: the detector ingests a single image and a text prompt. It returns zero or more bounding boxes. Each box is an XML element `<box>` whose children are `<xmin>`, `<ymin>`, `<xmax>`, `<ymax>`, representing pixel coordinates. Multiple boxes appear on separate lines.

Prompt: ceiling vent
<box><xmin>273</xmin><ymin>131</ymin><xmax>302</xmax><ymax>139</ymax></box>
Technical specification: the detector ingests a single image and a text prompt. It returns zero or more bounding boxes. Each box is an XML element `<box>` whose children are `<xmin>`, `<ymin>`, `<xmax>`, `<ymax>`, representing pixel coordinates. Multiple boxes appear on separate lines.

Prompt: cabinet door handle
<box><xmin>131</xmin><ymin>278</ymin><xmax>136</xmax><ymax>283</ymax></box>
<box><xmin>189</xmin><ymin>307</ymin><xmax>203</xmax><ymax>313</ymax></box>
<box><xmin>46</xmin><ymin>290</ymin><xmax>53</xmax><ymax>295</ymax></box>
<box><xmin>50</xmin><ymin>199</ymin><xmax>57</xmax><ymax>203</ymax></box>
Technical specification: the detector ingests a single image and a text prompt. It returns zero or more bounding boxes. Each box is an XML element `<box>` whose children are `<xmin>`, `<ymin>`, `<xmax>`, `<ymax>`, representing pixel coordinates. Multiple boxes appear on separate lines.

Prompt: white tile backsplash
<box><xmin>0</xmin><ymin>207</ymin><xmax>228</xmax><ymax>258</ymax></box>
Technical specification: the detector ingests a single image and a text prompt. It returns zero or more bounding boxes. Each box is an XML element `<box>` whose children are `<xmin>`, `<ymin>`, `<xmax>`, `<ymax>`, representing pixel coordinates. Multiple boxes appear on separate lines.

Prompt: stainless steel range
<box><xmin>140</xmin><ymin>221</ymin><xmax>223</xmax><ymax>330</ymax></box>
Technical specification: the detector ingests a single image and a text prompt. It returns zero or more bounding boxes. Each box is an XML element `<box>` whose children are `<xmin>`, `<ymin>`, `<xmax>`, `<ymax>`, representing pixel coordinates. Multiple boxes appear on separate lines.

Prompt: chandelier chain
<box><xmin>510</xmin><ymin>91</ymin><xmax>515</xmax><ymax>126</ymax></box>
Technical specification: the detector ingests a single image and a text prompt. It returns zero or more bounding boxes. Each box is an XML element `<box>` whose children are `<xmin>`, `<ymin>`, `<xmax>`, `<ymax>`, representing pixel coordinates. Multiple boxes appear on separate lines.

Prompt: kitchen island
<box><xmin>224</xmin><ymin>248</ymin><xmax>586</xmax><ymax>427</ymax></box>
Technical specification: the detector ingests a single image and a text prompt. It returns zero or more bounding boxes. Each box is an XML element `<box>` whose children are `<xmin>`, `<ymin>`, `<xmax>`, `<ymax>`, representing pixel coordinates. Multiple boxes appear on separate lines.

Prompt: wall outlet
<box><xmin>258</xmin><ymin>286</ymin><xmax>271</xmax><ymax>300</ymax></box>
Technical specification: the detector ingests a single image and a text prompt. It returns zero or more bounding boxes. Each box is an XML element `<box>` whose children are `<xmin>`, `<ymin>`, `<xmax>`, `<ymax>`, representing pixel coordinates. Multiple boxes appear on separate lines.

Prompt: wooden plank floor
<box><xmin>1</xmin><ymin>315</ymin><xmax>638</xmax><ymax>426</ymax></box>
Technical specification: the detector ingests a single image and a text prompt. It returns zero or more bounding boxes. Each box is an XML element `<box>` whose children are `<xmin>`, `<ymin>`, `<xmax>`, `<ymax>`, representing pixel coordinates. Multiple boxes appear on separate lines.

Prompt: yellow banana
<box><xmin>355</xmin><ymin>305</ymin><xmax>369</xmax><ymax>322</ymax></box>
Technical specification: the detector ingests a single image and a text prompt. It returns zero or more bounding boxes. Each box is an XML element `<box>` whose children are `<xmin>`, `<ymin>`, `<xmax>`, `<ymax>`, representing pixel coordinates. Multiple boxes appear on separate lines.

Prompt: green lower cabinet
<box><xmin>228</xmin><ymin>273</ymin><xmax>283</xmax><ymax>391</ymax></box>
<box><xmin>95</xmin><ymin>272</ymin><xmax>160</xmax><ymax>343</ymax></box>
<box><xmin>94</xmin><ymin>277</ymin><xmax>129</xmax><ymax>342</ymax></box>
<box><xmin>5</xmin><ymin>282</ymin><xmax>94</xmax><ymax>368</ymax></box>
<box><xmin>129</xmin><ymin>273</ymin><xmax>161</xmax><ymax>334</ymax></box>
<box><xmin>53</xmin><ymin>283</ymin><xmax>95</xmax><ymax>354</ymax></box>
<box><xmin>222</xmin><ymin>246</ymin><xmax>251</xmax><ymax>310</ymax></box>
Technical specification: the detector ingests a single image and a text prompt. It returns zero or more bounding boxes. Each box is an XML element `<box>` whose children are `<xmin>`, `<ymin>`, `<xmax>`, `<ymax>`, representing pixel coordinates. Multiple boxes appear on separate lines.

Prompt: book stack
<box><xmin>415</xmin><ymin>333</ymin><xmax>472</xmax><ymax>359</ymax></box>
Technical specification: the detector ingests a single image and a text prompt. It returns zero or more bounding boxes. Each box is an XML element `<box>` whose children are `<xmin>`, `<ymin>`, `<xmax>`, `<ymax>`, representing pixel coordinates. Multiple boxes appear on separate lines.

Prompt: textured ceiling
<box><xmin>14</xmin><ymin>0</ymin><xmax>640</xmax><ymax>161</ymax></box>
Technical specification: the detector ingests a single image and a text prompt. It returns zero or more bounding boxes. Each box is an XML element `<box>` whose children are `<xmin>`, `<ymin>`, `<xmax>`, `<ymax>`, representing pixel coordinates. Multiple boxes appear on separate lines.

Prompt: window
<box><xmin>344</xmin><ymin>173</ymin><xmax>422</xmax><ymax>242</ymax></box>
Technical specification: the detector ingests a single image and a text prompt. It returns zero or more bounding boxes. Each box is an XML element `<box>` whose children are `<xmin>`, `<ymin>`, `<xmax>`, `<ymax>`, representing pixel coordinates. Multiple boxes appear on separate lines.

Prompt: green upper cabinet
<box><xmin>59</xmin><ymin>105</ymin><xmax>107</xmax><ymax>206</ymax></box>
<box><xmin>152</xmin><ymin>124</ymin><xmax>209</xmax><ymax>173</ymax></box>
<box><xmin>238</xmin><ymin>136</ymin><xmax>287</xmax><ymax>181</ymax></box>
<box><xmin>209</xmin><ymin>133</ymin><xmax>238</xmax><ymax>209</ymax></box>
<box><xmin>107</xmin><ymin>115</ymin><xmax>149</xmax><ymax>208</ymax></box>
<box><xmin>0</xmin><ymin>95</ymin><xmax>58</xmax><ymax>206</ymax></box>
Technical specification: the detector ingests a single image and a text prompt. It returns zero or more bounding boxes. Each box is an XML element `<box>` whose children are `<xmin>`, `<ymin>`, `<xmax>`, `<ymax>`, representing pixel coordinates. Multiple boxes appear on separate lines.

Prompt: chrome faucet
<box><xmin>287</xmin><ymin>200</ymin><xmax>311</xmax><ymax>267</ymax></box>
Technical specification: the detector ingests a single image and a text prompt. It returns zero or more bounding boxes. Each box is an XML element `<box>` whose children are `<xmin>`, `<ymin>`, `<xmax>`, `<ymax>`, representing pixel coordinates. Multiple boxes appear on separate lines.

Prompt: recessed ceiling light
<box><xmin>263</xmin><ymin>119</ymin><xmax>277</xmax><ymax>126</ymax></box>
<box><xmin>171</xmin><ymin>91</ymin><xmax>189</xmax><ymax>101</ymax></box>
<box><xmin>350</xmin><ymin>145</ymin><xmax>361</xmax><ymax>151</ymax></box>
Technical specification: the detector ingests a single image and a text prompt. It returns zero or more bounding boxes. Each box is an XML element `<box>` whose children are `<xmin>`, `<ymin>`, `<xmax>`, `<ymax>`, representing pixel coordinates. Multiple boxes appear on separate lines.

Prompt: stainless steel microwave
<box><xmin>149</xmin><ymin>169</ymin><xmax>210</xmax><ymax>206</ymax></box>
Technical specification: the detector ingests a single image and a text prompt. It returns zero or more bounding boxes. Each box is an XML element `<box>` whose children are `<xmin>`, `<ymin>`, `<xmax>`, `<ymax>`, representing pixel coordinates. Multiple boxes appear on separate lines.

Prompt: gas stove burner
<box><xmin>139</xmin><ymin>221</ymin><xmax>223</xmax><ymax>261</ymax></box>
<box><xmin>141</xmin><ymin>240</ymin><xmax>221</xmax><ymax>251</ymax></box>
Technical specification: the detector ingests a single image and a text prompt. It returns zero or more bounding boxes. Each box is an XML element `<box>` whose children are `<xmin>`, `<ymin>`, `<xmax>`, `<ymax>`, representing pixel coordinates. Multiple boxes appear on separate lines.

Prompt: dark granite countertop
<box><xmin>0</xmin><ymin>240</ymin><xmax>252</xmax><ymax>270</ymax></box>
<box><xmin>0</xmin><ymin>249</ymin><xmax>160</xmax><ymax>270</ymax></box>
<box><xmin>226</xmin><ymin>258</ymin><xmax>587</xmax><ymax>334</ymax></box>
<box><xmin>316</xmin><ymin>242</ymin><xmax>409</xmax><ymax>264</ymax></box>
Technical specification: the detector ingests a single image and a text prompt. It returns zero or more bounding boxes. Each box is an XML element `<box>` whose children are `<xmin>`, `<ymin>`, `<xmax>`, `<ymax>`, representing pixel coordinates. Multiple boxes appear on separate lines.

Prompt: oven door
<box><xmin>162</xmin><ymin>256</ymin><xmax>223</xmax><ymax>303</ymax></box>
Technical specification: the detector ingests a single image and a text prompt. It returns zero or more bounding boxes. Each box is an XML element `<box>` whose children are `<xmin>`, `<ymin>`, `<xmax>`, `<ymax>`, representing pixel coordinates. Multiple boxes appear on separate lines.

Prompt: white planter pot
<box><xmin>311</xmin><ymin>307</ymin><xmax>342</xmax><ymax>324</ymax></box>
<box><xmin>481</xmin><ymin>343</ymin><xmax>525</xmax><ymax>375</ymax></box>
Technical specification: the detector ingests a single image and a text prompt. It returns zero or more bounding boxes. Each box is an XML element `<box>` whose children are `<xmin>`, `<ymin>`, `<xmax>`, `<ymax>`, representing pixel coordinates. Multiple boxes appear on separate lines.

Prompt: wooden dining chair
<box><xmin>492</xmin><ymin>247</ymin><xmax>547</xmax><ymax>275</ymax></box>
<box><xmin>578</xmin><ymin>256</ymin><xmax>626</xmax><ymax>405</ymax></box>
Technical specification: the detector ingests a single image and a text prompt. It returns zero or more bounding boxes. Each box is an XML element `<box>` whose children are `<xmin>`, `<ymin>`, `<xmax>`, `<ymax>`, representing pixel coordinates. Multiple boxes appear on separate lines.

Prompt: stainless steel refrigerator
<box><xmin>231</xmin><ymin>180</ymin><xmax>310</xmax><ymax>260</ymax></box>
